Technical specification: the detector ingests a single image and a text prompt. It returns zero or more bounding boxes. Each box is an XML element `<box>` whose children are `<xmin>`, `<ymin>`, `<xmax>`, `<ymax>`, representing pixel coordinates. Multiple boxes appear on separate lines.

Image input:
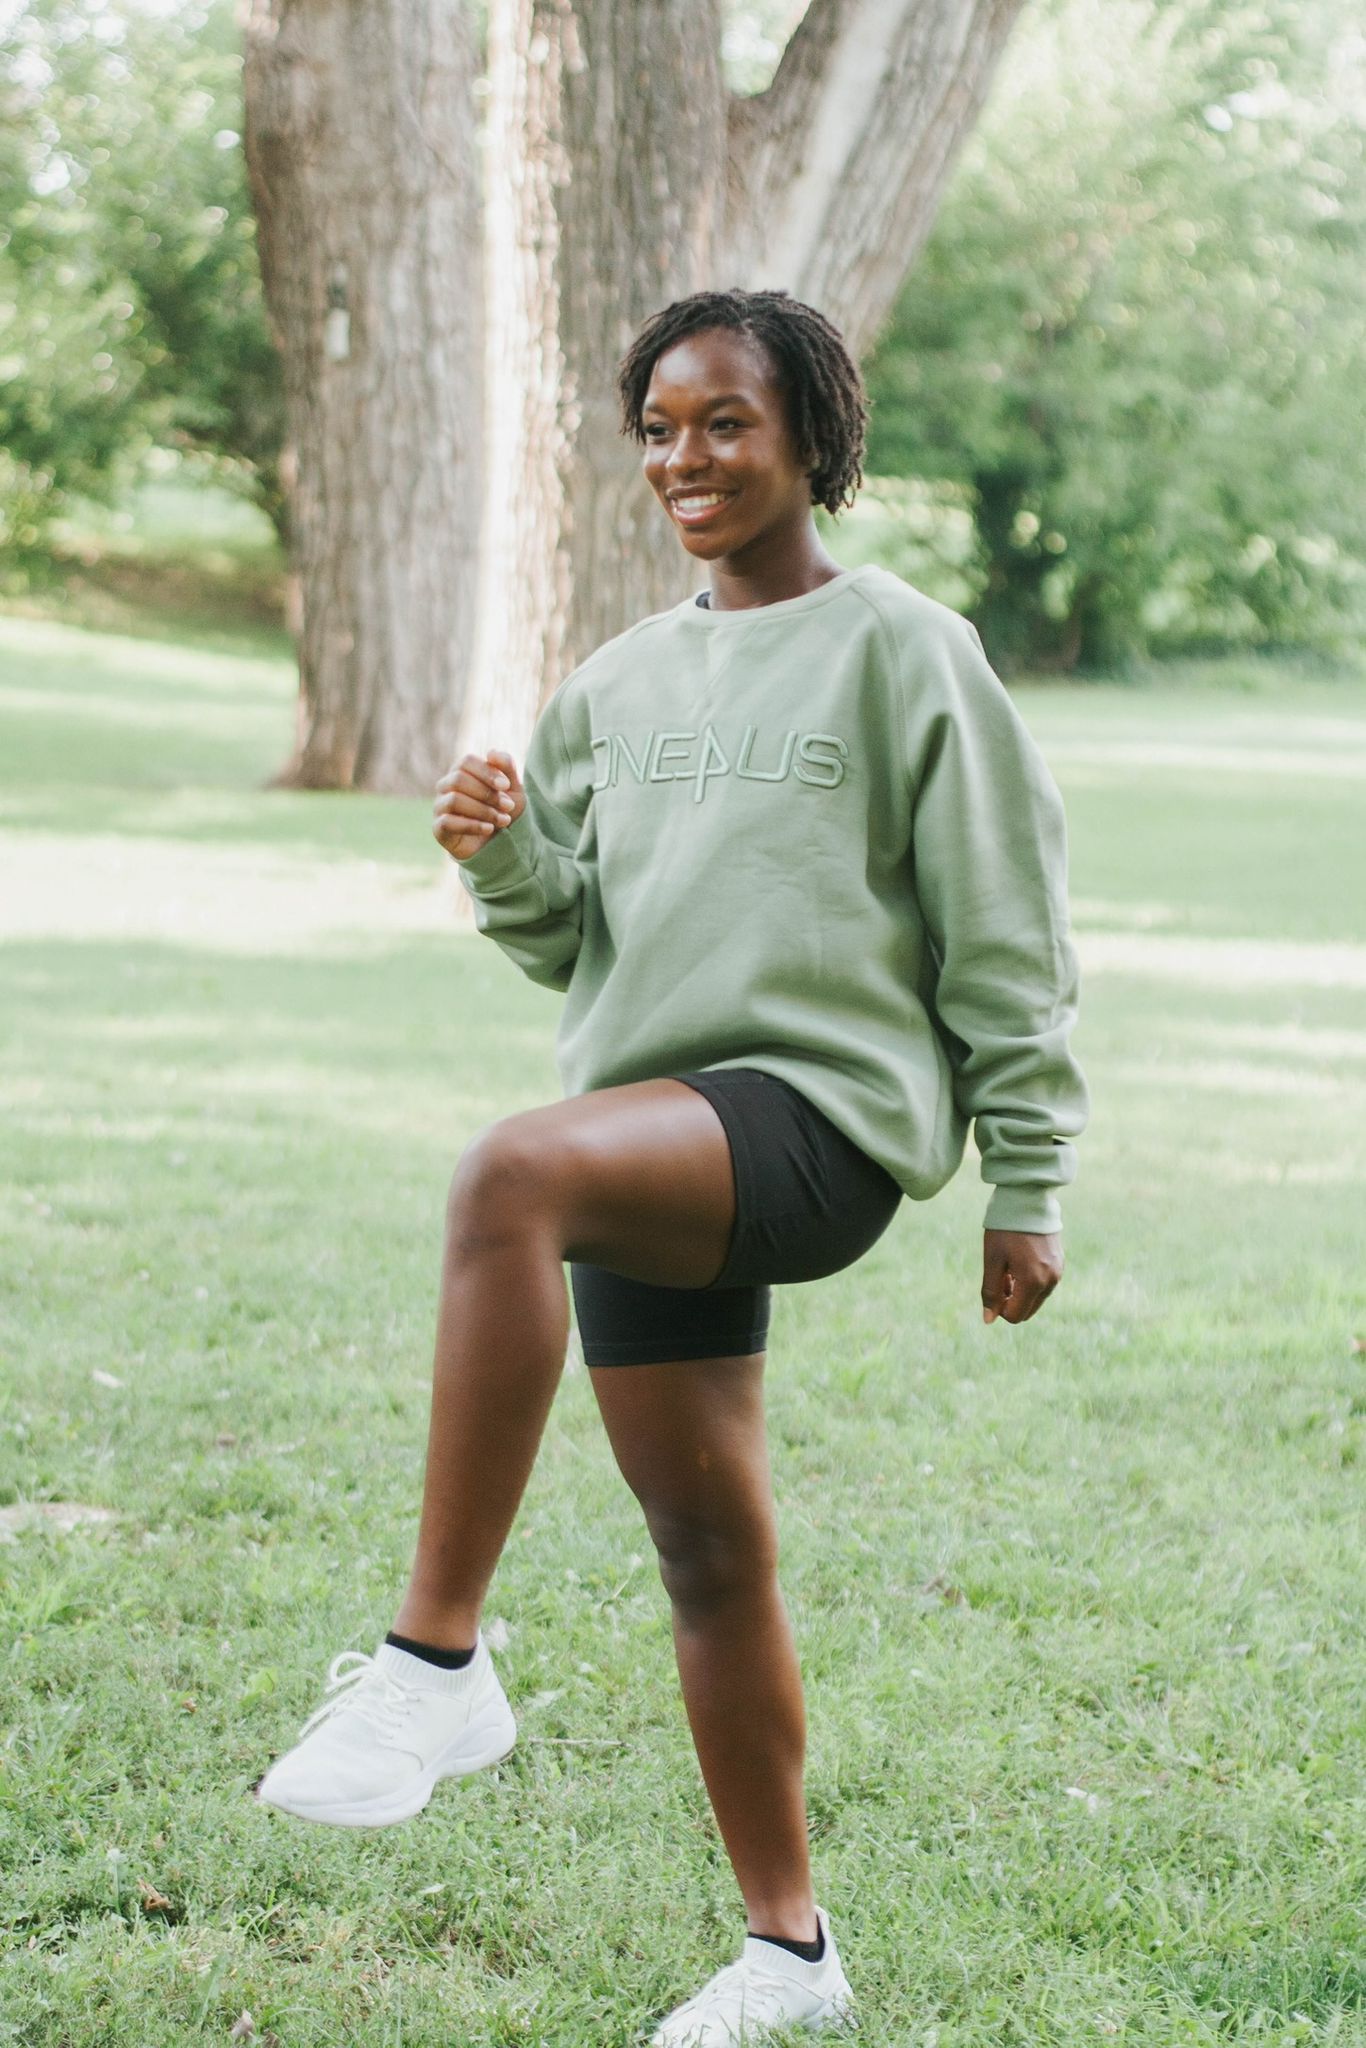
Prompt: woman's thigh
<box><xmin>558</xmin><ymin>1067</ymin><xmax>902</xmax><ymax>1369</ymax></box>
<box><xmin>456</xmin><ymin>1077</ymin><xmax>737</xmax><ymax>1290</ymax></box>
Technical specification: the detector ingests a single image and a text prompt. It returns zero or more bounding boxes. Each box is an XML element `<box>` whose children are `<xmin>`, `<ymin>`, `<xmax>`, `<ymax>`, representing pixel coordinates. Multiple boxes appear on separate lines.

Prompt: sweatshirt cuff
<box><xmin>983</xmin><ymin>1183</ymin><xmax>1064</xmax><ymax>1234</ymax></box>
<box><xmin>456</xmin><ymin>808</ymin><xmax>541</xmax><ymax>895</ymax></box>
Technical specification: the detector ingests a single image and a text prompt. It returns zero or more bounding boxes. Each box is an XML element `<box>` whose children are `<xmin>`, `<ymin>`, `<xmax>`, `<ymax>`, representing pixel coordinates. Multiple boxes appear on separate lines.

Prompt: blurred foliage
<box><xmin>0</xmin><ymin>0</ymin><xmax>281</xmax><ymax>571</ymax></box>
<box><xmin>864</xmin><ymin>0</ymin><xmax>1366</xmax><ymax>668</ymax></box>
<box><xmin>2</xmin><ymin>0</ymin><xmax>1363</xmax><ymax>669</ymax></box>
<box><xmin>721</xmin><ymin>2</ymin><xmax>804</xmax><ymax>94</ymax></box>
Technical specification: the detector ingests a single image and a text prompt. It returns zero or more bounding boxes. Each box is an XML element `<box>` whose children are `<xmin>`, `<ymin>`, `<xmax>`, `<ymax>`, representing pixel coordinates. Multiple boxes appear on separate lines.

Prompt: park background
<box><xmin>2</xmin><ymin>0</ymin><xmax>1365</xmax><ymax>2042</ymax></box>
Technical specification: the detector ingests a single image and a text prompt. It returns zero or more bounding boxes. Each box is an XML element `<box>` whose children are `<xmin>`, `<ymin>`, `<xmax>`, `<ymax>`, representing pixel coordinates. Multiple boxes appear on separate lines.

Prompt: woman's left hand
<box><xmin>981</xmin><ymin>1230</ymin><xmax>1063</xmax><ymax>1325</ymax></box>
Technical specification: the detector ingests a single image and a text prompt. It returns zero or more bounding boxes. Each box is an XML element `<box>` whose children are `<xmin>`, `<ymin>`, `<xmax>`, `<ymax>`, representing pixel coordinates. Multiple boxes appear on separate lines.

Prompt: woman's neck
<box><xmin>703</xmin><ymin>529</ymin><xmax>844</xmax><ymax>612</ymax></box>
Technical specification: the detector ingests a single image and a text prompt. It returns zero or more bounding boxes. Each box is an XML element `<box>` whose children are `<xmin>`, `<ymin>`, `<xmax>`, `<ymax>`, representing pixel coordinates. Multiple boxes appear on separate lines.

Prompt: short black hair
<box><xmin>616</xmin><ymin>287</ymin><xmax>869</xmax><ymax>517</ymax></box>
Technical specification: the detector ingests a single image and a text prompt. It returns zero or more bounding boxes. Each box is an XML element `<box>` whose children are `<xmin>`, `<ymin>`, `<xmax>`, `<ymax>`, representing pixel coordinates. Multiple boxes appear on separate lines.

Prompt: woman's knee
<box><xmin>645</xmin><ymin>1499</ymin><xmax>778</xmax><ymax>1619</ymax></box>
<box><xmin>447</xmin><ymin>1115</ymin><xmax>563</xmax><ymax>1250</ymax></box>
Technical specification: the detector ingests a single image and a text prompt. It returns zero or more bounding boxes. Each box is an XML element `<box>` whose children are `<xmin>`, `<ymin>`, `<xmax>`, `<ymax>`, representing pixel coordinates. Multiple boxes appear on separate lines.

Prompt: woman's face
<box><xmin>640</xmin><ymin>327</ymin><xmax>814</xmax><ymax>564</ymax></box>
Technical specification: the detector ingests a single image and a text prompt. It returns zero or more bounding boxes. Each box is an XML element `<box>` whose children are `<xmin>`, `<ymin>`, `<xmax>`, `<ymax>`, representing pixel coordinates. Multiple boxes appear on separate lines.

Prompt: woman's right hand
<box><xmin>433</xmin><ymin>749</ymin><xmax>527</xmax><ymax>862</ymax></box>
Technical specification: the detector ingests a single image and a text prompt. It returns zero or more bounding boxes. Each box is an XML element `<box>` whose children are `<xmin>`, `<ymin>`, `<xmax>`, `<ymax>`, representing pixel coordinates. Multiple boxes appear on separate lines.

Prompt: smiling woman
<box><xmin>619</xmin><ymin>288</ymin><xmax>870</xmax><ymax>614</ymax></box>
<box><xmin>253</xmin><ymin>286</ymin><xmax>1088</xmax><ymax>2047</ymax></box>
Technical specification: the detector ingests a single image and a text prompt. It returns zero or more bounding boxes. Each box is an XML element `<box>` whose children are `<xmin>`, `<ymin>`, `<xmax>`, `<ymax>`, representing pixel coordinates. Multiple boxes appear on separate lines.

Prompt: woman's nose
<box><xmin>665</xmin><ymin>426</ymin><xmax>709</xmax><ymax>470</ymax></box>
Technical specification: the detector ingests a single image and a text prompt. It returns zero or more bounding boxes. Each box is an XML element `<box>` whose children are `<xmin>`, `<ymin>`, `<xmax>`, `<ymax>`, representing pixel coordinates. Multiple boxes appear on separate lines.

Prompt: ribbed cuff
<box><xmin>456</xmin><ymin>809</ymin><xmax>539</xmax><ymax>893</ymax></box>
<box><xmin>983</xmin><ymin>1183</ymin><xmax>1063</xmax><ymax>1234</ymax></box>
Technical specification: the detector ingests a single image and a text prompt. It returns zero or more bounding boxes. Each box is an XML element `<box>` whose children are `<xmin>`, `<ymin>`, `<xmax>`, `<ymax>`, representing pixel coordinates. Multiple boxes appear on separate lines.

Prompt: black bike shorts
<box><xmin>569</xmin><ymin>1067</ymin><xmax>902</xmax><ymax>1367</ymax></box>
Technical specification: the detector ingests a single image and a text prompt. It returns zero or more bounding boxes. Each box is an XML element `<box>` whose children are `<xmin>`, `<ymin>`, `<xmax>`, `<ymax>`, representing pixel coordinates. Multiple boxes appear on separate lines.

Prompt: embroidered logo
<box><xmin>590</xmin><ymin>725</ymin><xmax>849</xmax><ymax>803</ymax></box>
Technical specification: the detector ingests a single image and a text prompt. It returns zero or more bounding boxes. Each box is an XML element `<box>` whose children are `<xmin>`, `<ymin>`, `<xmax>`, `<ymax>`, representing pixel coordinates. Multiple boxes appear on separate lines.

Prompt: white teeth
<box><xmin>674</xmin><ymin>494</ymin><xmax>729</xmax><ymax>510</ymax></box>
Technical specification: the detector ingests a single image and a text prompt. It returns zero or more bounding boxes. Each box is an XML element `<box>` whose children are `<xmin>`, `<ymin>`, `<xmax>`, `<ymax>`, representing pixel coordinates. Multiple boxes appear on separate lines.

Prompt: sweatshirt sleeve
<box><xmin>904</xmin><ymin>619</ymin><xmax>1089</xmax><ymax>1234</ymax></box>
<box><xmin>456</xmin><ymin>688</ymin><xmax>591</xmax><ymax>994</ymax></box>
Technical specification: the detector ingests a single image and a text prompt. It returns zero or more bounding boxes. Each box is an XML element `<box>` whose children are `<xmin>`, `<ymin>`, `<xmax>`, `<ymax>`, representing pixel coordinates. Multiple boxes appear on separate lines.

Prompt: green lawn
<box><xmin>2</xmin><ymin>613</ymin><xmax>1365</xmax><ymax>2047</ymax></box>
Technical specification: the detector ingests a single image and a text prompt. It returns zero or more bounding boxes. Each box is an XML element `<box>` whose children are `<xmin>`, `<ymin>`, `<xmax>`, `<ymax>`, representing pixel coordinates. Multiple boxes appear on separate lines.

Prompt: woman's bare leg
<box><xmin>391</xmin><ymin>1079</ymin><xmax>737</xmax><ymax>1650</ymax></box>
<box><xmin>390</xmin><ymin>1076</ymin><xmax>815</xmax><ymax>1938</ymax></box>
<box><xmin>590</xmin><ymin>1356</ymin><xmax>817</xmax><ymax>1945</ymax></box>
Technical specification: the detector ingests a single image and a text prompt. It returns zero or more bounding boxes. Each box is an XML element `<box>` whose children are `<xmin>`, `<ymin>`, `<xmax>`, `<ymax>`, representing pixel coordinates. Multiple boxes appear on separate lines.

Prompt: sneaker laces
<box><xmin>297</xmin><ymin>1651</ymin><xmax>411</xmax><ymax>1743</ymax></box>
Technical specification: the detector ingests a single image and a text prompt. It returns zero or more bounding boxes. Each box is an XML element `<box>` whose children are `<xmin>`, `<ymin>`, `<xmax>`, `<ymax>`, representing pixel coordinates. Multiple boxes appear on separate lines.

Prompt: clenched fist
<box><xmin>981</xmin><ymin>1229</ymin><xmax>1063</xmax><ymax>1325</ymax></box>
<box><xmin>433</xmin><ymin>750</ymin><xmax>527</xmax><ymax>862</ymax></box>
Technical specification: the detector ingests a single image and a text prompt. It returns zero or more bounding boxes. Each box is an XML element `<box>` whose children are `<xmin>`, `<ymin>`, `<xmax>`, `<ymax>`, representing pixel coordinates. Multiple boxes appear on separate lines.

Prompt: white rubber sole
<box><xmin>255</xmin><ymin>1696</ymin><xmax>517</xmax><ymax>1828</ymax></box>
<box><xmin>649</xmin><ymin>1977</ymin><xmax>856</xmax><ymax>2045</ymax></box>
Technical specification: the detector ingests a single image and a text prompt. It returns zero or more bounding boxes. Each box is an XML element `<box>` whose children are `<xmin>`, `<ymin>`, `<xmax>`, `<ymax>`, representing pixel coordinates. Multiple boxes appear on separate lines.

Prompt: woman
<box><xmin>256</xmin><ymin>287</ymin><xmax>1089</xmax><ymax>2045</ymax></box>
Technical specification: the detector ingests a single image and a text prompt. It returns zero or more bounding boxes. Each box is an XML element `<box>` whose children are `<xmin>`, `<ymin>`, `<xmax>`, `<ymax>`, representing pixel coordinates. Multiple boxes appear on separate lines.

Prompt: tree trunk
<box><xmin>971</xmin><ymin>462</ymin><xmax>1052</xmax><ymax>675</ymax></box>
<box><xmin>460</xmin><ymin>0</ymin><xmax>1028</xmax><ymax>772</ymax></box>
<box><xmin>242</xmin><ymin>0</ymin><xmax>482</xmax><ymax>792</ymax></box>
<box><xmin>459</xmin><ymin>0</ymin><xmax>726</xmax><ymax>758</ymax></box>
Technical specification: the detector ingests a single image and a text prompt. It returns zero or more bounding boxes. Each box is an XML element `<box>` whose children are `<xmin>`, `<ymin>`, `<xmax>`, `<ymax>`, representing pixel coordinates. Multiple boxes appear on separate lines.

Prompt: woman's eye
<box><xmin>644</xmin><ymin>418</ymin><xmax>742</xmax><ymax>438</ymax></box>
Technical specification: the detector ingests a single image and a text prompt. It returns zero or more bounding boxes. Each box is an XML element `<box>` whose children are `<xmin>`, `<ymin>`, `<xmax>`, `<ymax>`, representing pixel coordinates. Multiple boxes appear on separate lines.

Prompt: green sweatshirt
<box><xmin>458</xmin><ymin>562</ymin><xmax>1088</xmax><ymax>1234</ymax></box>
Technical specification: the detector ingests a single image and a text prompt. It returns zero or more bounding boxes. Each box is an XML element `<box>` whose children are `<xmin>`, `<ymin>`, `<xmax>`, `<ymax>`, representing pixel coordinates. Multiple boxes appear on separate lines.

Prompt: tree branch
<box><xmin>723</xmin><ymin>0</ymin><xmax>1029</xmax><ymax>355</ymax></box>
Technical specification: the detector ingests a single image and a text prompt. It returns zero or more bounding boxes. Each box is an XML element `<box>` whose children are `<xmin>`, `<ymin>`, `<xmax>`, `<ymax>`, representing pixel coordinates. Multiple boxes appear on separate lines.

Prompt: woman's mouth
<box><xmin>669</xmin><ymin>491</ymin><xmax>736</xmax><ymax>529</ymax></box>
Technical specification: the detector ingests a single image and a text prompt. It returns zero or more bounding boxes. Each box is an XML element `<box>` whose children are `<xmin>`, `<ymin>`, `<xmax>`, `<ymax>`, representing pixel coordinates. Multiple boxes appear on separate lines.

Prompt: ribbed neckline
<box><xmin>681</xmin><ymin>564</ymin><xmax>870</xmax><ymax>627</ymax></box>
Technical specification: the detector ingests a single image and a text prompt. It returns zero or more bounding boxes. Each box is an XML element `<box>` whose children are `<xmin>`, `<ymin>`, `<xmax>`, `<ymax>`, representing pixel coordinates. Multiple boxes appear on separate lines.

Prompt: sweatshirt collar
<box><xmin>680</xmin><ymin>564</ymin><xmax>868</xmax><ymax>627</ymax></box>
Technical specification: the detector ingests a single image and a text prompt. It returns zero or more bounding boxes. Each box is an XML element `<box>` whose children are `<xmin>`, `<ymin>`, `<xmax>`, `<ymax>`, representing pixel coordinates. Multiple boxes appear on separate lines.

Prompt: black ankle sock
<box><xmin>384</xmin><ymin>1630</ymin><xmax>475</xmax><ymax>1670</ymax></box>
<box><xmin>749</xmin><ymin>1925</ymin><xmax>825</xmax><ymax>1965</ymax></box>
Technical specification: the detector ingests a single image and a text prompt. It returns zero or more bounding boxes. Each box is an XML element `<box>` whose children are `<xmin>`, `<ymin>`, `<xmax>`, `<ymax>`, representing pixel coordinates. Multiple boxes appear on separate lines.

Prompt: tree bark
<box><xmin>459</xmin><ymin>0</ymin><xmax>727</xmax><ymax>758</ymax></box>
<box><xmin>727</xmin><ymin>0</ymin><xmax>1025</xmax><ymax>355</ymax></box>
<box><xmin>242</xmin><ymin>0</ymin><xmax>482</xmax><ymax>792</ymax></box>
<box><xmin>461</xmin><ymin>0</ymin><xmax>1028</xmax><ymax>773</ymax></box>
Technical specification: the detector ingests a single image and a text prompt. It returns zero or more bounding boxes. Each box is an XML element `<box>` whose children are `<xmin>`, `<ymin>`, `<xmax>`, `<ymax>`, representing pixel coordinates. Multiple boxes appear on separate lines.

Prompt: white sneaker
<box><xmin>650</xmin><ymin>1909</ymin><xmax>854</xmax><ymax>2046</ymax></box>
<box><xmin>254</xmin><ymin>1636</ymin><xmax>516</xmax><ymax>1828</ymax></box>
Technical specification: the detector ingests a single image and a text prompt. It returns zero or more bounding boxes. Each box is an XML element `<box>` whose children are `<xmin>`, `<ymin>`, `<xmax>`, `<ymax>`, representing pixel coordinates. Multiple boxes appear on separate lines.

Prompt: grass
<box><xmin>5</xmin><ymin>470</ymin><xmax>291</xmax><ymax>658</ymax></box>
<box><xmin>1</xmin><ymin>603</ymin><xmax>1365</xmax><ymax>2047</ymax></box>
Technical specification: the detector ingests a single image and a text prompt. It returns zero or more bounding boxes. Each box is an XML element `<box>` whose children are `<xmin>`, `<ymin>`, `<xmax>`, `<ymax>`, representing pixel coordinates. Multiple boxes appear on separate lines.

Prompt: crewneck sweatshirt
<box><xmin>457</xmin><ymin>563</ymin><xmax>1088</xmax><ymax>1234</ymax></box>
